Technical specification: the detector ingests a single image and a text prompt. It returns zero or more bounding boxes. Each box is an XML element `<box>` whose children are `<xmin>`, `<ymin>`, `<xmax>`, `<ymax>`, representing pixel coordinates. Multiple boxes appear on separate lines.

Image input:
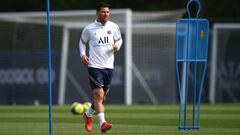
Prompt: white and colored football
<box><xmin>71</xmin><ymin>102</ymin><xmax>84</xmax><ymax>115</ymax></box>
<box><xmin>83</xmin><ymin>102</ymin><xmax>92</xmax><ymax>112</ymax></box>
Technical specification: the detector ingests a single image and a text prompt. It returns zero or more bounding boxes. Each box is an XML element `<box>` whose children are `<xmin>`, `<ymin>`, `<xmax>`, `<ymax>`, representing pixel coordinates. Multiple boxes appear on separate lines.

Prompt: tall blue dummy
<box><xmin>176</xmin><ymin>0</ymin><xmax>209</xmax><ymax>130</ymax></box>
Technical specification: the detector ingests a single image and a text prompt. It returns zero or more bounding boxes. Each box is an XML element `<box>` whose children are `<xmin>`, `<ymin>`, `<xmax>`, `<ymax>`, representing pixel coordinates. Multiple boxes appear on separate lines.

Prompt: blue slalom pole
<box><xmin>46</xmin><ymin>0</ymin><xmax>53</xmax><ymax>134</ymax></box>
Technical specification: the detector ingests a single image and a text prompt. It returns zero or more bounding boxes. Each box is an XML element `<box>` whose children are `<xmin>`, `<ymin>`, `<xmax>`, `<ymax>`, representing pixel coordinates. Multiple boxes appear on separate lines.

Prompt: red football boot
<box><xmin>83</xmin><ymin>112</ymin><xmax>93</xmax><ymax>132</ymax></box>
<box><xmin>101</xmin><ymin>122</ymin><xmax>112</xmax><ymax>133</ymax></box>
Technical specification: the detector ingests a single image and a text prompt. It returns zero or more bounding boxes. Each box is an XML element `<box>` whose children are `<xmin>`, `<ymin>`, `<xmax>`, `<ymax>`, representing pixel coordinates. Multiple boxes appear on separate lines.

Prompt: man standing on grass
<box><xmin>79</xmin><ymin>2</ymin><xmax>122</xmax><ymax>133</ymax></box>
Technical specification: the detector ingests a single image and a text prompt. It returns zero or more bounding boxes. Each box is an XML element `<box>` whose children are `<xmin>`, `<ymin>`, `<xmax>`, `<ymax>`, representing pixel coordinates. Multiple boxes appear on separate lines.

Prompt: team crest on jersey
<box><xmin>107</xmin><ymin>30</ymin><xmax>111</xmax><ymax>34</ymax></box>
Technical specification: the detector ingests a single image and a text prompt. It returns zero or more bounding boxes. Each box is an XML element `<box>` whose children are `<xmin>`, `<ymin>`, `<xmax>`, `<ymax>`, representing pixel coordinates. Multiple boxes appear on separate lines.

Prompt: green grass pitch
<box><xmin>0</xmin><ymin>104</ymin><xmax>240</xmax><ymax>135</ymax></box>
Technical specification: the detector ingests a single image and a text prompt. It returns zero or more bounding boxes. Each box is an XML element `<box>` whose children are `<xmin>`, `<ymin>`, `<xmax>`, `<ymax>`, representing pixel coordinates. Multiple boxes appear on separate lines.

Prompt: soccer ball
<box><xmin>83</xmin><ymin>102</ymin><xmax>92</xmax><ymax>112</ymax></box>
<box><xmin>71</xmin><ymin>102</ymin><xmax>84</xmax><ymax>115</ymax></box>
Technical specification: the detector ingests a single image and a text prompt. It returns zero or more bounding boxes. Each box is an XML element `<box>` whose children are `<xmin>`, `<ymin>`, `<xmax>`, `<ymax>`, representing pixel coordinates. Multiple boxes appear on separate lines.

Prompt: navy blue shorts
<box><xmin>88</xmin><ymin>67</ymin><xmax>113</xmax><ymax>93</ymax></box>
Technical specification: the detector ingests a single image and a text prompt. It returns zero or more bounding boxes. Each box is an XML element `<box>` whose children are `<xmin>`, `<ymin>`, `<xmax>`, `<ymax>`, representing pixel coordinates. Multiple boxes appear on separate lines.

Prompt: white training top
<box><xmin>79</xmin><ymin>20</ymin><xmax>122</xmax><ymax>69</ymax></box>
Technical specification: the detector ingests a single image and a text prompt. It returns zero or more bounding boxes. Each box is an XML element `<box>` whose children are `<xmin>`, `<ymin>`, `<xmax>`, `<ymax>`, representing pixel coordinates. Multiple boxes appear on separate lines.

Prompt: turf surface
<box><xmin>0</xmin><ymin>104</ymin><xmax>240</xmax><ymax>135</ymax></box>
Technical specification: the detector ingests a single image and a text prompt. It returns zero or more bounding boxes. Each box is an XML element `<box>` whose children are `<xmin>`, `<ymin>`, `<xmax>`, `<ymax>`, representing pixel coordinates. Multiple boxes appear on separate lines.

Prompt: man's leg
<box><xmin>94</xmin><ymin>87</ymin><xmax>106</xmax><ymax>126</ymax></box>
<box><xmin>93</xmin><ymin>87</ymin><xmax>105</xmax><ymax>113</ymax></box>
<box><xmin>93</xmin><ymin>87</ymin><xmax>112</xmax><ymax>133</ymax></box>
<box><xmin>83</xmin><ymin>103</ymin><xmax>94</xmax><ymax>132</ymax></box>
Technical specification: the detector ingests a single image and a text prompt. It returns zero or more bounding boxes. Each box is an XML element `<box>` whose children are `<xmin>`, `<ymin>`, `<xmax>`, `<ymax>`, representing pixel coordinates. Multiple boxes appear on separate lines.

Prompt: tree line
<box><xmin>0</xmin><ymin>0</ymin><xmax>239</xmax><ymax>22</ymax></box>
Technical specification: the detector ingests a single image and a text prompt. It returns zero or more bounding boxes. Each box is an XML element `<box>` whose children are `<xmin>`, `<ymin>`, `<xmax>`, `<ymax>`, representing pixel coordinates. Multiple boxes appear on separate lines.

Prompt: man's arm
<box><xmin>112</xmin><ymin>38</ymin><xmax>122</xmax><ymax>52</ymax></box>
<box><xmin>113</xmin><ymin>25</ymin><xmax>122</xmax><ymax>52</ymax></box>
<box><xmin>79</xmin><ymin>28</ymin><xmax>90</xmax><ymax>65</ymax></box>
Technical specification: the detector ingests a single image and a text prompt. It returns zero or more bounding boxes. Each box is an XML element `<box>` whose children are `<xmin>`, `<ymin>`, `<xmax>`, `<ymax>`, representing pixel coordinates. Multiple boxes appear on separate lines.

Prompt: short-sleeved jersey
<box><xmin>80</xmin><ymin>20</ymin><xmax>122</xmax><ymax>69</ymax></box>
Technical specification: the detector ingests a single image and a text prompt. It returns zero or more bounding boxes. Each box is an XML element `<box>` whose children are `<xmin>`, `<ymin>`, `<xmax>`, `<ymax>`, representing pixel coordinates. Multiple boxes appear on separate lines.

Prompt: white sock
<box><xmin>86</xmin><ymin>107</ymin><xmax>95</xmax><ymax>117</ymax></box>
<box><xmin>97</xmin><ymin>113</ymin><xmax>106</xmax><ymax>126</ymax></box>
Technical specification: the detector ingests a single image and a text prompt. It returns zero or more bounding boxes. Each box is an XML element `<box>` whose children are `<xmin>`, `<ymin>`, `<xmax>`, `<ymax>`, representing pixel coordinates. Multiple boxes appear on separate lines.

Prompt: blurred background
<box><xmin>0</xmin><ymin>0</ymin><xmax>239</xmax><ymax>105</ymax></box>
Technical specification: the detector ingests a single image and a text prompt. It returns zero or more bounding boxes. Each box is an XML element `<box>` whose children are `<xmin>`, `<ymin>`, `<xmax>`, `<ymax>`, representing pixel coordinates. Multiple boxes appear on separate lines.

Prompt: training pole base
<box><xmin>178</xmin><ymin>126</ymin><xmax>200</xmax><ymax>130</ymax></box>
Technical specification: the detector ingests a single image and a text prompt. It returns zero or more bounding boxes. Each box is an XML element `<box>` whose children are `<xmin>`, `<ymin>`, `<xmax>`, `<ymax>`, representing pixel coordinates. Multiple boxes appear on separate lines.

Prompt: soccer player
<box><xmin>79</xmin><ymin>2</ymin><xmax>122</xmax><ymax>133</ymax></box>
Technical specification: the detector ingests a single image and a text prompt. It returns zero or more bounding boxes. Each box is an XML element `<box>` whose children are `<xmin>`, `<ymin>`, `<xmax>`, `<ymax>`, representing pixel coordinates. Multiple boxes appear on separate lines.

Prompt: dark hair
<box><xmin>96</xmin><ymin>2</ymin><xmax>110</xmax><ymax>11</ymax></box>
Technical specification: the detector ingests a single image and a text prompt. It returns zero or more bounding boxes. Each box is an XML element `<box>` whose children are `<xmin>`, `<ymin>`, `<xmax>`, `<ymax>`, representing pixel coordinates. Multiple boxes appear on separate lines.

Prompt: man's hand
<box><xmin>112</xmin><ymin>44</ymin><xmax>118</xmax><ymax>52</ymax></box>
<box><xmin>81</xmin><ymin>55</ymin><xmax>89</xmax><ymax>65</ymax></box>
